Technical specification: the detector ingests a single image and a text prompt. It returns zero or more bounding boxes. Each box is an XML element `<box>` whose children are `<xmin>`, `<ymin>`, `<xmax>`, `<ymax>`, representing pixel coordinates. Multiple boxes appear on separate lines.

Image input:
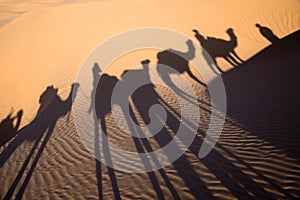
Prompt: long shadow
<box><xmin>187</xmin><ymin>129</ymin><xmax>278</xmax><ymax>199</ymax></box>
<box><xmin>0</xmin><ymin>109</ymin><xmax>23</xmax><ymax>147</ymax></box>
<box><xmin>193</xmin><ymin>28</ymin><xmax>244</xmax><ymax>73</ymax></box>
<box><xmin>155</xmin><ymin>84</ymin><xmax>279</xmax><ymax>199</ymax></box>
<box><xmin>203</xmin><ymin>133</ymin><xmax>297</xmax><ymax>199</ymax></box>
<box><xmin>150</xmin><ymin>82</ymin><xmax>275</xmax><ymax>199</ymax></box>
<box><xmin>120</xmin><ymin>59</ymin><xmax>216</xmax><ymax>199</ymax></box>
<box><xmin>94</xmin><ymin>65</ymin><xmax>121</xmax><ymax>200</ymax></box>
<box><xmin>90</xmin><ymin>63</ymin><xmax>103</xmax><ymax>200</ymax></box>
<box><xmin>119</xmin><ymin>52</ymin><xmax>279</xmax><ymax>199</ymax></box>
<box><xmin>126</xmin><ymin>107</ymin><xmax>167</xmax><ymax>200</ymax></box>
<box><xmin>3</xmin><ymin>83</ymin><xmax>79</xmax><ymax>200</ymax></box>
<box><xmin>119</xmin><ymin>60</ymin><xmax>182</xmax><ymax>200</ymax></box>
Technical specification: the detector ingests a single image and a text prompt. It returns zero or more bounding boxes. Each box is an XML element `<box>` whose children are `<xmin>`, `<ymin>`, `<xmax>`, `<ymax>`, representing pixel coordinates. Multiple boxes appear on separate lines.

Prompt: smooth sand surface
<box><xmin>0</xmin><ymin>0</ymin><xmax>300</xmax><ymax>199</ymax></box>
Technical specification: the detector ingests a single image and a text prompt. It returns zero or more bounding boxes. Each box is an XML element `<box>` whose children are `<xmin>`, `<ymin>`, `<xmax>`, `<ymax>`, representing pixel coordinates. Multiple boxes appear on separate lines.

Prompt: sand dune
<box><xmin>0</xmin><ymin>0</ymin><xmax>300</xmax><ymax>199</ymax></box>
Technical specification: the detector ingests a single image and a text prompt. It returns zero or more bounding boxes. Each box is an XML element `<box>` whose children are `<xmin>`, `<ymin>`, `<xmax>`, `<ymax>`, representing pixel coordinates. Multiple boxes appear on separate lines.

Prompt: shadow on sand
<box><xmin>193</xmin><ymin>28</ymin><xmax>244</xmax><ymax>73</ymax></box>
<box><xmin>1</xmin><ymin>83</ymin><xmax>79</xmax><ymax>200</ymax></box>
<box><xmin>0</xmin><ymin>26</ymin><xmax>299</xmax><ymax>199</ymax></box>
<box><xmin>217</xmin><ymin>29</ymin><xmax>300</xmax><ymax>158</ymax></box>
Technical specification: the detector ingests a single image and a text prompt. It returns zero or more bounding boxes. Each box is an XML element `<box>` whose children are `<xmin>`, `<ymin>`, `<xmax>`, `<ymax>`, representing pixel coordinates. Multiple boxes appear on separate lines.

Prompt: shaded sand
<box><xmin>1</xmin><ymin>0</ymin><xmax>300</xmax><ymax>199</ymax></box>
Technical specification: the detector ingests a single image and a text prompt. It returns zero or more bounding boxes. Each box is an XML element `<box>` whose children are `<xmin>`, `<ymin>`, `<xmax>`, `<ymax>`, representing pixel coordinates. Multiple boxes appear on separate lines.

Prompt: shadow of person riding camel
<box><xmin>0</xmin><ymin>109</ymin><xmax>23</xmax><ymax>147</ymax></box>
<box><xmin>1</xmin><ymin>83</ymin><xmax>79</xmax><ymax>200</ymax></box>
<box><xmin>91</xmin><ymin>64</ymin><xmax>121</xmax><ymax>200</ymax></box>
<box><xmin>193</xmin><ymin>28</ymin><xmax>244</xmax><ymax>73</ymax></box>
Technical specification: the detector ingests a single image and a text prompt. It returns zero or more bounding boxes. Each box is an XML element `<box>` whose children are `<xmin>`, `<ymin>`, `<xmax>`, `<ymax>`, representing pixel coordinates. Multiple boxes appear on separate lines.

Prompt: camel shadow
<box><xmin>119</xmin><ymin>59</ymin><xmax>215</xmax><ymax>199</ymax></box>
<box><xmin>93</xmin><ymin>64</ymin><xmax>121</xmax><ymax>200</ymax></box>
<box><xmin>157</xmin><ymin>40</ymin><xmax>206</xmax><ymax>86</ymax></box>
<box><xmin>1</xmin><ymin>83</ymin><xmax>79</xmax><ymax>200</ymax></box>
<box><xmin>117</xmin><ymin>57</ymin><xmax>280</xmax><ymax>199</ymax></box>
<box><xmin>193</xmin><ymin>28</ymin><xmax>244</xmax><ymax>73</ymax></box>
<box><xmin>156</xmin><ymin>40</ymin><xmax>207</xmax><ymax>107</ymax></box>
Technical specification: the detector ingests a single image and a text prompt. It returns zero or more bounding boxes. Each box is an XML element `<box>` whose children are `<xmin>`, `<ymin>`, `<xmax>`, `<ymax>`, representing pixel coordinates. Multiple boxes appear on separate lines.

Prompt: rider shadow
<box><xmin>93</xmin><ymin>63</ymin><xmax>121</xmax><ymax>200</ymax></box>
<box><xmin>193</xmin><ymin>28</ymin><xmax>244</xmax><ymax>73</ymax></box>
<box><xmin>2</xmin><ymin>83</ymin><xmax>79</xmax><ymax>200</ymax></box>
<box><xmin>255</xmin><ymin>23</ymin><xmax>280</xmax><ymax>44</ymax></box>
<box><xmin>154</xmin><ymin>78</ymin><xmax>277</xmax><ymax>199</ymax></box>
<box><xmin>0</xmin><ymin>109</ymin><xmax>23</xmax><ymax>147</ymax></box>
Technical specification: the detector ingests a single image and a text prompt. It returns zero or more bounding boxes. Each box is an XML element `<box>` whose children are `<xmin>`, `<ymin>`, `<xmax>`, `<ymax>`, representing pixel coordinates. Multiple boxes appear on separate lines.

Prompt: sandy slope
<box><xmin>0</xmin><ymin>0</ymin><xmax>300</xmax><ymax>199</ymax></box>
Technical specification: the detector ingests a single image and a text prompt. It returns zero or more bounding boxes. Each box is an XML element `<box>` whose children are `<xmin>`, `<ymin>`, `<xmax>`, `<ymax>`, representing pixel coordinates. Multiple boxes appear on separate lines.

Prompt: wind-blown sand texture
<box><xmin>0</xmin><ymin>0</ymin><xmax>300</xmax><ymax>199</ymax></box>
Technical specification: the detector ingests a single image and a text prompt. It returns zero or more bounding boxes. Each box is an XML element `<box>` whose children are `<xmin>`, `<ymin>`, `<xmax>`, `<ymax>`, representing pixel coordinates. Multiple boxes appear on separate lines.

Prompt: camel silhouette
<box><xmin>193</xmin><ymin>28</ymin><xmax>244</xmax><ymax>73</ymax></box>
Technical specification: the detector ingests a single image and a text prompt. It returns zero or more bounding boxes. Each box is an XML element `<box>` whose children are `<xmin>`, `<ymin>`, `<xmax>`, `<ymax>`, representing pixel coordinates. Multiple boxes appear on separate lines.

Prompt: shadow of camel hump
<box><xmin>193</xmin><ymin>28</ymin><xmax>244</xmax><ymax>73</ymax></box>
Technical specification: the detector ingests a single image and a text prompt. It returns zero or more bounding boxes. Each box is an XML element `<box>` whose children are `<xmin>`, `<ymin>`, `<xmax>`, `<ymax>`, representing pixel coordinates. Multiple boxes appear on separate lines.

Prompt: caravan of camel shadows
<box><xmin>1</xmin><ymin>24</ymin><xmax>300</xmax><ymax>200</ymax></box>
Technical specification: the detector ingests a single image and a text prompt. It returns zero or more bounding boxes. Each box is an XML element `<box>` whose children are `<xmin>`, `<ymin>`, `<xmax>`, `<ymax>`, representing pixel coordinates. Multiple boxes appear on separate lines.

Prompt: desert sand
<box><xmin>0</xmin><ymin>0</ymin><xmax>300</xmax><ymax>199</ymax></box>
